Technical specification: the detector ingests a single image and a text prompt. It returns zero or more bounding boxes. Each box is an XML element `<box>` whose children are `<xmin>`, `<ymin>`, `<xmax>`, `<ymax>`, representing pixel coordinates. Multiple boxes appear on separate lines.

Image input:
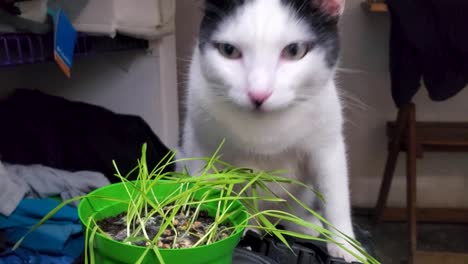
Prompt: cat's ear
<box><xmin>203</xmin><ymin>0</ymin><xmax>242</xmax><ymax>9</ymax></box>
<box><xmin>313</xmin><ymin>0</ymin><xmax>345</xmax><ymax>18</ymax></box>
<box><xmin>204</xmin><ymin>0</ymin><xmax>223</xmax><ymax>6</ymax></box>
<box><xmin>203</xmin><ymin>0</ymin><xmax>244</xmax><ymax>14</ymax></box>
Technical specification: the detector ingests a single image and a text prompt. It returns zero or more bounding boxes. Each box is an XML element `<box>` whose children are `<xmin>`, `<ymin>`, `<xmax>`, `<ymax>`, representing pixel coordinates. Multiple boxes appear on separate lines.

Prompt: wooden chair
<box><xmin>373</xmin><ymin>103</ymin><xmax>468</xmax><ymax>264</ymax></box>
<box><xmin>361</xmin><ymin>0</ymin><xmax>388</xmax><ymax>13</ymax></box>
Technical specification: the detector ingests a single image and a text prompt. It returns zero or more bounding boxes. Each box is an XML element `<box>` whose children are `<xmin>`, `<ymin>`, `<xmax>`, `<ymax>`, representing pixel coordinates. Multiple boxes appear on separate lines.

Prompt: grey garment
<box><xmin>0</xmin><ymin>162</ymin><xmax>27</xmax><ymax>217</ymax></box>
<box><xmin>0</xmin><ymin>161</ymin><xmax>110</xmax><ymax>216</ymax></box>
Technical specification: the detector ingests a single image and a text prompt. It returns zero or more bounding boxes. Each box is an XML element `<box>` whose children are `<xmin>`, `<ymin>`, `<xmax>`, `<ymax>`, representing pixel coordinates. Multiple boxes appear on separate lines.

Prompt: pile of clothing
<box><xmin>0</xmin><ymin>89</ymin><xmax>173</xmax><ymax>263</ymax></box>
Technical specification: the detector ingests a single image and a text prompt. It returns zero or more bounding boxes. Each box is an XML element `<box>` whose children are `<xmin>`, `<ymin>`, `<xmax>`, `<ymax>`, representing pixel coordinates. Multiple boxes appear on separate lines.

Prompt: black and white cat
<box><xmin>178</xmin><ymin>0</ymin><xmax>359</xmax><ymax>261</ymax></box>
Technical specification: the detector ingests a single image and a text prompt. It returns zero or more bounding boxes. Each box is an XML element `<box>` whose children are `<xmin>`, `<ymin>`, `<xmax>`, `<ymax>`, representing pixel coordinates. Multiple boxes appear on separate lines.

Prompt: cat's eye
<box><xmin>215</xmin><ymin>43</ymin><xmax>242</xmax><ymax>59</ymax></box>
<box><xmin>281</xmin><ymin>43</ymin><xmax>312</xmax><ymax>60</ymax></box>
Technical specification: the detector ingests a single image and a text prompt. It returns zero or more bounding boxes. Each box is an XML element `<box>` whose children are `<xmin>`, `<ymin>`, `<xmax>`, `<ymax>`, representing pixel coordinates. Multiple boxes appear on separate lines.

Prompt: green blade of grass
<box><xmin>89</xmin><ymin>224</ymin><xmax>99</xmax><ymax>264</ymax></box>
<box><xmin>135</xmin><ymin>242</ymin><xmax>153</xmax><ymax>264</ymax></box>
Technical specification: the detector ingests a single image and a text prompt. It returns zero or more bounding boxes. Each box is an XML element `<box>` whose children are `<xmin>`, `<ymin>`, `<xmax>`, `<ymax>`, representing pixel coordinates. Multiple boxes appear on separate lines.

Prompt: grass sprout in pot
<box><xmin>15</xmin><ymin>142</ymin><xmax>381</xmax><ymax>264</ymax></box>
<box><xmin>78</xmin><ymin>180</ymin><xmax>248</xmax><ymax>264</ymax></box>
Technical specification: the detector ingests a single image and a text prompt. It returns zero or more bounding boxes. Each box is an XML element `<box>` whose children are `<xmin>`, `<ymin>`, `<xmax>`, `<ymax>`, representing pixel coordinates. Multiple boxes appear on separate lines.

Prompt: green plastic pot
<box><xmin>78</xmin><ymin>181</ymin><xmax>248</xmax><ymax>264</ymax></box>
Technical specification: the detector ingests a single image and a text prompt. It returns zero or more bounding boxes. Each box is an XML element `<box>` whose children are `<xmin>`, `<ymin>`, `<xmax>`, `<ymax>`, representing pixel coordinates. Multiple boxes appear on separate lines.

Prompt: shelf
<box><xmin>361</xmin><ymin>0</ymin><xmax>388</xmax><ymax>13</ymax></box>
<box><xmin>415</xmin><ymin>251</ymin><xmax>468</xmax><ymax>264</ymax></box>
<box><xmin>0</xmin><ymin>32</ymin><xmax>149</xmax><ymax>67</ymax></box>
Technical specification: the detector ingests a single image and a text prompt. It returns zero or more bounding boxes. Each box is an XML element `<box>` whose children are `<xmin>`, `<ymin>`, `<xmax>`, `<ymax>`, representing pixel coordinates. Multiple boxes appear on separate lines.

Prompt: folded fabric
<box><xmin>1</xmin><ymin>0</ymin><xmax>175</xmax><ymax>38</ymax></box>
<box><xmin>47</xmin><ymin>0</ymin><xmax>174</xmax><ymax>40</ymax></box>
<box><xmin>0</xmin><ymin>160</ymin><xmax>110</xmax><ymax>217</ymax></box>
<box><xmin>48</xmin><ymin>0</ymin><xmax>114</xmax><ymax>36</ymax></box>
<box><xmin>0</xmin><ymin>0</ymin><xmax>21</xmax><ymax>16</ymax></box>
<box><xmin>0</xmin><ymin>8</ymin><xmax>51</xmax><ymax>34</ymax></box>
<box><xmin>0</xmin><ymin>0</ymin><xmax>50</xmax><ymax>34</ymax></box>
<box><xmin>0</xmin><ymin>248</ymin><xmax>74</xmax><ymax>264</ymax></box>
<box><xmin>114</xmin><ymin>0</ymin><xmax>175</xmax><ymax>39</ymax></box>
<box><xmin>0</xmin><ymin>199</ymin><xmax>83</xmax><ymax>258</ymax></box>
<box><xmin>15</xmin><ymin>0</ymin><xmax>48</xmax><ymax>23</ymax></box>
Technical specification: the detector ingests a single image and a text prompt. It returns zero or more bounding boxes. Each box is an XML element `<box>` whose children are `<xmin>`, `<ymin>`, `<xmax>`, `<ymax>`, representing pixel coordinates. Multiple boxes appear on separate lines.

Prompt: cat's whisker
<box><xmin>336</xmin><ymin>89</ymin><xmax>369</xmax><ymax>111</ymax></box>
<box><xmin>296</xmin><ymin>0</ymin><xmax>310</xmax><ymax>13</ymax></box>
<box><xmin>335</xmin><ymin>67</ymin><xmax>368</xmax><ymax>74</ymax></box>
<box><xmin>294</xmin><ymin>91</ymin><xmax>369</xmax><ymax>113</ymax></box>
<box><xmin>340</xmin><ymin>101</ymin><xmax>369</xmax><ymax>113</ymax></box>
<box><xmin>338</xmin><ymin>96</ymin><xmax>368</xmax><ymax>111</ymax></box>
<box><xmin>343</xmin><ymin>117</ymin><xmax>361</xmax><ymax>129</ymax></box>
<box><xmin>176</xmin><ymin>57</ymin><xmax>193</xmax><ymax>63</ymax></box>
<box><xmin>179</xmin><ymin>72</ymin><xmax>193</xmax><ymax>79</ymax></box>
<box><xmin>178</xmin><ymin>71</ymin><xmax>191</xmax><ymax>79</ymax></box>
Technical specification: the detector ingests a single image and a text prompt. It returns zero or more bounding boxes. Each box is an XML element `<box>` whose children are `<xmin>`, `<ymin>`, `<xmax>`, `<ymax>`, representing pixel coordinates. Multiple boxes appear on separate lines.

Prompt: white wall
<box><xmin>175</xmin><ymin>0</ymin><xmax>468</xmax><ymax>208</ymax></box>
<box><xmin>0</xmin><ymin>35</ymin><xmax>179</xmax><ymax>149</ymax></box>
<box><xmin>175</xmin><ymin>0</ymin><xmax>202</xmax><ymax>137</ymax></box>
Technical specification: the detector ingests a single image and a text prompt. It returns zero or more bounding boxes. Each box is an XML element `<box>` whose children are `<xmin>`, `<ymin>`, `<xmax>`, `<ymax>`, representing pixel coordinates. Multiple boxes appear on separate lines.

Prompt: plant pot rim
<box><xmin>77</xmin><ymin>180</ymin><xmax>249</xmax><ymax>252</ymax></box>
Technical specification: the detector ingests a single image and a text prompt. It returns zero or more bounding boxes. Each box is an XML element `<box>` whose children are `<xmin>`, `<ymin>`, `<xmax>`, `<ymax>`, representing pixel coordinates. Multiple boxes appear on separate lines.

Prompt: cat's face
<box><xmin>197</xmin><ymin>0</ymin><xmax>344</xmax><ymax>112</ymax></box>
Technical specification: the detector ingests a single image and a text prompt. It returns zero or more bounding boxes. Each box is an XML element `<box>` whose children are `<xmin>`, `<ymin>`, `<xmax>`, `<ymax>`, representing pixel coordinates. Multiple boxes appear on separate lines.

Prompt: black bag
<box><xmin>0</xmin><ymin>89</ymin><xmax>174</xmax><ymax>183</ymax></box>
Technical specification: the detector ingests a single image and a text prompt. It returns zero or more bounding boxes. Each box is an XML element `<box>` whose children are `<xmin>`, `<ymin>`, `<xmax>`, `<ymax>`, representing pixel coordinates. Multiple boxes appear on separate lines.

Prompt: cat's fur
<box><xmin>178</xmin><ymin>0</ymin><xmax>360</xmax><ymax>261</ymax></box>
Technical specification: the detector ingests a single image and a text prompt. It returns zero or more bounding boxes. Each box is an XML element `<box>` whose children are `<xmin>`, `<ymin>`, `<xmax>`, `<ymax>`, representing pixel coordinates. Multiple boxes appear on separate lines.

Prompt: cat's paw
<box><xmin>327</xmin><ymin>242</ymin><xmax>363</xmax><ymax>263</ymax></box>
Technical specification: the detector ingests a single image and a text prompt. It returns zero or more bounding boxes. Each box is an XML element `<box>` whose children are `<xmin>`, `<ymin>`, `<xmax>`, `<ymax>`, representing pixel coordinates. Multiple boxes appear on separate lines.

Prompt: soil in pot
<box><xmin>97</xmin><ymin>207</ymin><xmax>233</xmax><ymax>249</ymax></box>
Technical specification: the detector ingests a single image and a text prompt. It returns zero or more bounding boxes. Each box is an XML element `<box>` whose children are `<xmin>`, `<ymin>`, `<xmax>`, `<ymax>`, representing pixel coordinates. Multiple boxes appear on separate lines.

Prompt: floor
<box><xmin>353</xmin><ymin>214</ymin><xmax>468</xmax><ymax>264</ymax></box>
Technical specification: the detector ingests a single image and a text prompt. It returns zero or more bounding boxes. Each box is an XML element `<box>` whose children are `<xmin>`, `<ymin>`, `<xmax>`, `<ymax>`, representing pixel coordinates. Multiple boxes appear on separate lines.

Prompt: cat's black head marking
<box><xmin>198</xmin><ymin>0</ymin><xmax>341</xmax><ymax>67</ymax></box>
<box><xmin>199</xmin><ymin>0</ymin><xmax>247</xmax><ymax>50</ymax></box>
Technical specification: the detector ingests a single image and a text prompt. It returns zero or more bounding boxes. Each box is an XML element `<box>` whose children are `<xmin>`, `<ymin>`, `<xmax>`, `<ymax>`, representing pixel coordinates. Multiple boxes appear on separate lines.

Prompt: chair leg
<box><xmin>406</xmin><ymin>103</ymin><xmax>418</xmax><ymax>264</ymax></box>
<box><xmin>374</xmin><ymin>105</ymin><xmax>410</xmax><ymax>224</ymax></box>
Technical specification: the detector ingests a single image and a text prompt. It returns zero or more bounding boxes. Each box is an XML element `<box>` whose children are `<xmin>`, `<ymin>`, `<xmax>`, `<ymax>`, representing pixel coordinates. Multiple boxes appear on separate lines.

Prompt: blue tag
<box><xmin>51</xmin><ymin>10</ymin><xmax>77</xmax><ymax>78</ymax></box>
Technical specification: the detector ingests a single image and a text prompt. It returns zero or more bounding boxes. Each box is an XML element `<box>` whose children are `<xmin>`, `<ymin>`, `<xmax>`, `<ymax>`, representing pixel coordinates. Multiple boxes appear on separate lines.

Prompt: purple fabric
<box><xmin>387</xmin><ymin>0</ymin><xmax>468</xmax><ymax>107</ymax></box>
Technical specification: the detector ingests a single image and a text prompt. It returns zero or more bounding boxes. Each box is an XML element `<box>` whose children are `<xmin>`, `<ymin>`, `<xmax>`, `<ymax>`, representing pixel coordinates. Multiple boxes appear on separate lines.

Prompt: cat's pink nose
<box><xmin>248</xmin><ymin>91</ymin><xmax>272</xmax><ymax>108</ymax></box>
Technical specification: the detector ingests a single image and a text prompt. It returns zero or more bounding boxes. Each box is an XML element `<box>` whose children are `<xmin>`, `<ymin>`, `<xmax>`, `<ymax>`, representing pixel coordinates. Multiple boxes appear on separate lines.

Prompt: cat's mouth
<box><xmin>224</xmin><ymin>91</ymin><xmax>294</xmax><ymax>113</ymax></box>
<box><xmin>234</xmin><ymin>100</ymin><xmax>292</xmax><ymax>114</ymax></box>
<box><xmin>251</xmin><ymin>106</ymin><xmax>268</xmax><ymax>113</ymax></box>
